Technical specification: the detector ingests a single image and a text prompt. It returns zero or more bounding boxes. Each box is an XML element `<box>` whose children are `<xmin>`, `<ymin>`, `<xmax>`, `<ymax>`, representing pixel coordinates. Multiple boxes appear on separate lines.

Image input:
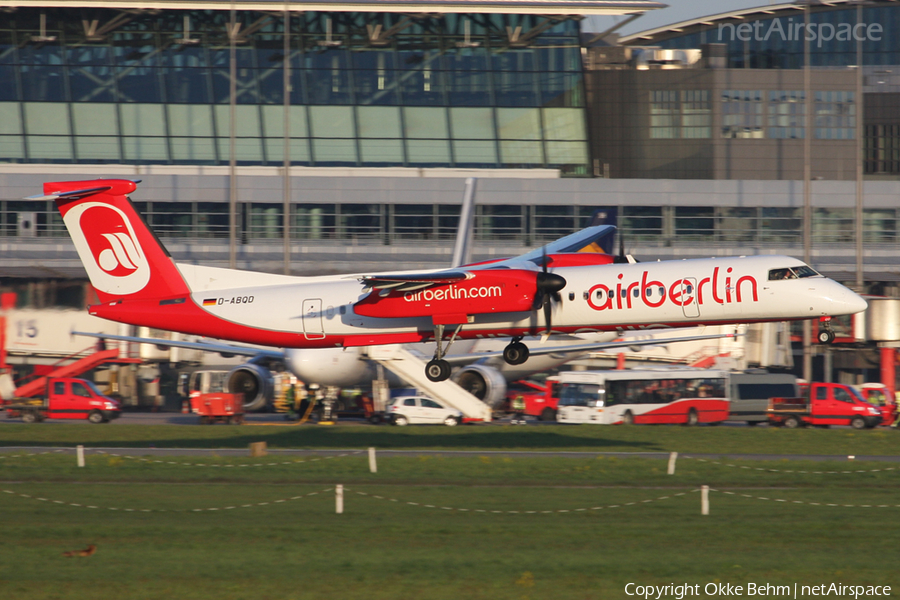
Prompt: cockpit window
<box><xmin>792</xmin><ymin>265</ymin><xmax>819</xmax><ymax>278</ymax></box>
<box><xmin>768</xmin><ymin>266</ymin><xmax>821</xmax><ymax>281</ymax></box>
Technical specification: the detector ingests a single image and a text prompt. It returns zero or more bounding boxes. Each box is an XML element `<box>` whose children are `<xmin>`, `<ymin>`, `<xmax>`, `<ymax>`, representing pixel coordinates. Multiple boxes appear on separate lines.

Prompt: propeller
<box><xmin>534</xmin><ymin>247</ymin><xmax>566</xmax><ymax>335</ymax></box>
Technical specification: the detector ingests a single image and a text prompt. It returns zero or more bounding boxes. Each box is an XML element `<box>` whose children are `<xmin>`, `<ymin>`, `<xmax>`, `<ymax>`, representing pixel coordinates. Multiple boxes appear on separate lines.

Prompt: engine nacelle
<box><xmin>285</xmin><ymin>347</ymin><xmax>379</xmax><ymax>388</ymax></box>
<box><xmin>451</xmin><ymin>364</ymin><xmax>508</xmax><ymax>409</ymax></box>
<box><xmin>227</xmin><ymin>363</ymin><xmax>273</xmax><ymax>412</ymax></box>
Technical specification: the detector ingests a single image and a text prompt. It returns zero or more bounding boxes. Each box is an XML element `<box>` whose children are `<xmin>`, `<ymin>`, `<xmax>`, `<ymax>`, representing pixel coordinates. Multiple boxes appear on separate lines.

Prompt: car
<box><xmin>386</xmin><ymin>396</ymin><xmax>462</xmax><ymax>426</ymax></box>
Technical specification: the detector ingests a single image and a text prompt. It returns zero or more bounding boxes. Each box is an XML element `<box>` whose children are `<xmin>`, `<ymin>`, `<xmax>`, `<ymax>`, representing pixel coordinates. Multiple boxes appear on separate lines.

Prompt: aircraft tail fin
<box><xmin>44</xmin><ymin>179</ymin><xmax>191</xmax><ymax>304</ymax></box>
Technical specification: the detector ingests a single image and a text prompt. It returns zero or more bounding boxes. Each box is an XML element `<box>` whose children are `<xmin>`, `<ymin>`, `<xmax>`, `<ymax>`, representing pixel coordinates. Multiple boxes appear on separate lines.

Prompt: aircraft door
<box><xmin>681</xmin><ymin>277</ymin><xmax>700</xmax><ymax>318</ymax></box>
<box><xmin>302</xmin><ymin>299</ymin><xmax>326</xmax><ymax>340</ymax></box>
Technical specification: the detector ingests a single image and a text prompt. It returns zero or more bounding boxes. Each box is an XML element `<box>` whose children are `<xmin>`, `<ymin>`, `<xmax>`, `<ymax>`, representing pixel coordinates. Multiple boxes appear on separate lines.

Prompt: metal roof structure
<box><xmin>1</xmin><ymin>0</ymin><xmax>667</xmax><ymax>15</ymax></box>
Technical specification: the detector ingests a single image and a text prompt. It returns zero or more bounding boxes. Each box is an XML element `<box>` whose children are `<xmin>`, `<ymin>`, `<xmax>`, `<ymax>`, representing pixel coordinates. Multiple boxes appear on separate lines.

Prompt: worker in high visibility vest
<box><xmin>512</xmin><ymin>395</ymin><xmax>526</xmax><ymax>425</ymax></box>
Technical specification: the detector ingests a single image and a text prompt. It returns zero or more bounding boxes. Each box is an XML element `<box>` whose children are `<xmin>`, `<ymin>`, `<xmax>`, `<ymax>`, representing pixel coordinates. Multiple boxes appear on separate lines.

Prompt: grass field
<box><xmin>1</xmin><ymin>421</ymin><xmax>899</xmax><ymax>455</ymax></box>
<box><xmin>1</xmin><ymin>426</ymin><xmax>898</xmax><ymax>599</ymax></box>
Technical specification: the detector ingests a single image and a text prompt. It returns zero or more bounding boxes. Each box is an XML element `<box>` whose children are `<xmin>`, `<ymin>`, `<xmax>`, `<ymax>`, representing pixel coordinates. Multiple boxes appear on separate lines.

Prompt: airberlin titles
<box><xmin>587</xmin><ymin>266</ymin><xmax>758</xmax><ymax>312</ymax></box>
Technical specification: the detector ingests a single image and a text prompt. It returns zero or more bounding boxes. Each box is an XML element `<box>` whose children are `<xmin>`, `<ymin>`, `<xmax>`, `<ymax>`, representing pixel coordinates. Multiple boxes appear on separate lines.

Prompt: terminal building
<box><xmin>0</xmin><ymin>1</ymin><xmax>898</xmax><ymax>291</ymax></box>
<box><xmin>1</xmin><ymin>0</ymin><xmax>899</xmax><ymax>390</ymax></box>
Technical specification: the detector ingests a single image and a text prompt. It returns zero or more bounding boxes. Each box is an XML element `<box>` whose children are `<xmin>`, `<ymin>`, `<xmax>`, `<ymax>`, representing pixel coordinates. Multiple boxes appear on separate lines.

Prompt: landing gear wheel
<box><xmin>817</xmin><ymin>329</ymin><xmax>835</xmax><ymax>344</ymax></box>
<box><xmin>425</xmin><ymin>359</ymin><xmax>451</xmax><ymax>382</ymax></box>
<box><xmin>503</xmin><ymin>342</ymin><xmax>529</xmax><ymax>366</ymax></box>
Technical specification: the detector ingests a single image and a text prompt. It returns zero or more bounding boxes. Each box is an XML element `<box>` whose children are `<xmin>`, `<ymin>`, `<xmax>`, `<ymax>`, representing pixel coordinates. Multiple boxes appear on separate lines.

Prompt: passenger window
<box><xmin>53</xmin><ymin>382</ymin><xmax>65</xmax><ymax>395</ymax></box>
<box><xmin>403</xmin><ymin>398</ymin><xmax>416</xmax><ymax>407</ymax></box>
<box><xmin>815</xmin><ymin>387</ymin><xmax>827</xmax><ymax>400</ymax></box>
<box><xmin>421</xmin><ymin>399</ymin><xmax>442</xmax><ymax>409</ymax></box>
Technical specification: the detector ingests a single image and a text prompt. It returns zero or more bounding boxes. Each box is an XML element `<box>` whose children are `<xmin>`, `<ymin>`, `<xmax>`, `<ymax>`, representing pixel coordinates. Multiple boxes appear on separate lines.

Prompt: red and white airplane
<box><xmin>42</xmin><ymin>178</ymin><xmax>866</xmax><ymax>386</ymax></box>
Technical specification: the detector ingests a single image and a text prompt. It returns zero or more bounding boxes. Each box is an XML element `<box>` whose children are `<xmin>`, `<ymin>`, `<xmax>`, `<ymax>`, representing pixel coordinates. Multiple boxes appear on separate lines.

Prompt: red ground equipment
<box><xmin>856</xmin><ymin>383</ymin><xmax>896</xmax><ymax>427</ymax></box>
<box><xmin>768</xmin><ymin>382</ymin><xmax>883</xmax><ymax>429</ymax></box>
<box><xmin>3</xmin><ymin>377</ymin><xmax>120</xmax><ymax>423</ymax></box>
<box><xmin>506</xmin><ymin>376</ymin><xmax>560</xmax><ymax>421</ymax></box>
<box><xmin>190</xmin><ymin>392</ymin><xmax>244</xmax><ymax>424</ymax></box>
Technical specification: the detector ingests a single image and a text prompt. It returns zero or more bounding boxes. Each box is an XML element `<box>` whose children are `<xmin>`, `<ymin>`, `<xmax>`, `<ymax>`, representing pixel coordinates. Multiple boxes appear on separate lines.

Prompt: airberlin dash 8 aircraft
<box><xmin>42</xmin><ymin>178</ymin><xmax>867</xmax><ymax>384</ymax></box>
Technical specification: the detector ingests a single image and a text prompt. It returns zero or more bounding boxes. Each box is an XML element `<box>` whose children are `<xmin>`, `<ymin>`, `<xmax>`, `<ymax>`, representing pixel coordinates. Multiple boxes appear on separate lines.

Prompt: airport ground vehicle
<box><xmin>3</xmin><ymin>377</ymin><xmax>120</xmax><ymax>423</ymax></box>
<box><xmin>768</xmin><ymin>382</ymin><xmax>883</xmax><ymax>429</ymax></box>
<box><xmin>856</xmin><ymin>383</ymin><xmax>896</xmax><ymax>426</ymax></box>
<box><xmin>556</xmin><ymin>369</ymin><xmax>730</xmax><ymax>425</ymax></box>
<box><xmin>505</xmin><ymin>376</ymin><xmax>560</xmax><ymax>421</ymax></box>
<box><xmin>190</xmin><ymin>392</ymin><xmax>244</xmax><ymax>425</ymax></box>
<box><xmin>386</xmin><ymin>396</ymin><xmax>462</xmax><ymax>426</ymax></box>
<box><xmin>727</xmin><ymin>372</ymin><xmax>800</xmax><ymax>425</ymax></box>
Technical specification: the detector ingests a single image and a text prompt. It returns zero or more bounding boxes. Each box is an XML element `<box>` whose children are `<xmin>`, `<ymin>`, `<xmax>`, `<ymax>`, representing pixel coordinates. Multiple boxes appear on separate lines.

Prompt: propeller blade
<box><xmin>543</xmin><ymin>295</ymin><xmax>553</xmax><ymax>335</ymax></box>
<box><xmin>534</xmin><ymin>269</ymin><xmax>566</xmax><ymax>335</ymax></box>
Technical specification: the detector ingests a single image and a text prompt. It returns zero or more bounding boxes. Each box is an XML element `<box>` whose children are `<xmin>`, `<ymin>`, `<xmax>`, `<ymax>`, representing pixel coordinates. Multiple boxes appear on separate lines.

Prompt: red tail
<box><xmin>48</xmin><ymin>179</ymin><xmax>190</xmax><ymax>304</ymax></box>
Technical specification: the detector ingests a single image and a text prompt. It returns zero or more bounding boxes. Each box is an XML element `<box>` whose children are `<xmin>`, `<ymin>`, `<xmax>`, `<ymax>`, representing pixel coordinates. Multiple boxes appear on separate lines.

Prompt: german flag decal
<box><xmin>202</xmin><ymin>298</ymin><xmax>217</xmax><ymax>307</ymax></box>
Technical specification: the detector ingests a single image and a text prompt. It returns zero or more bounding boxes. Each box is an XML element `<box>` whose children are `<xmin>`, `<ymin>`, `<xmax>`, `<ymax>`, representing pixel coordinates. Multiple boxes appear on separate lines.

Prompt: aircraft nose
<box><xmin>831</xmin><ymin>283</ymin><xmax>868</xmax><ymax>316</ymax></box>
<box><xmin>846</xmin><ymin>289</ymin><xmax>869</xmax><ymax>314</ymax></box>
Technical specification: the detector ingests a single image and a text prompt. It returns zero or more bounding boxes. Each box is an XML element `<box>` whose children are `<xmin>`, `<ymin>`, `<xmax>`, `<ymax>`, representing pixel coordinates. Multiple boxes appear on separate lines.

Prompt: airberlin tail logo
<box><xmin>63</xmin><ymin>202</ymin><xmax>151</xmax><ymax>296</ymax></box>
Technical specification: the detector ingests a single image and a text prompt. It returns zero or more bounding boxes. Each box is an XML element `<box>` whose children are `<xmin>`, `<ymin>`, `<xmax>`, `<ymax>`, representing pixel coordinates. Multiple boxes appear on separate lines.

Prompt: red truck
<box><xmin>856</xmin><ymin>383</ymin><xmax>896</xmax><ymax>427</ymax></box>
<box><xmin>3</xmin><ymin>377</ymin><xmax>121</xmax><ymax>424</ymax></box>
<box><xmin>506</xmin><ymin>376</ymin><xmax>560</xmax><ymax>421</ymax></box>
<box><xmin>767</xmin><ymin>382</ymin><xmax>883</xmax><ymax>429</ymax></box>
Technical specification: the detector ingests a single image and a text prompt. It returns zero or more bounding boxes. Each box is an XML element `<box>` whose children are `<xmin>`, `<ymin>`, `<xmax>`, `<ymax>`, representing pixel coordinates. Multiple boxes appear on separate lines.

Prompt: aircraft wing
<box><xmin>359</xmin><ymin>270</ymin><xmax>472</xmax><ymax>293</ymax></box>
<box><xmin>72</xmin><ymin>331</ymin><xmax>285</xmax><ymax>360</ymax></box>
<box><xmin>355</xmin><ymin>225</ymin><xmax>618</xmax><ymax>288</ymax></box>
<box><xmin>440</xmin><ymin>331</ymin><xmax>742</xmax><ymax>365</ymax></box>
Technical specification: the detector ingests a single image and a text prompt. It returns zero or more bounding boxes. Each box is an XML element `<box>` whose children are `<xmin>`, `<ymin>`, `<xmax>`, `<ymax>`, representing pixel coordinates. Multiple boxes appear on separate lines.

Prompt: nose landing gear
<box><xmin>817</xmin><ymin>318</ymin><xmax>835</xmax><ymax>344</ymax></box>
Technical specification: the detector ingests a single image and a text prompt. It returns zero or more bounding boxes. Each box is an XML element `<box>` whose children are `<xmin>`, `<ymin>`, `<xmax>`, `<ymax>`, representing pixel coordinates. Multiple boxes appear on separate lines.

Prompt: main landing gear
<box><xmin>503</xmin><ymin>337</ymin><xmax>529</xmax><ymax>365</ymax></box>
<box><xmin>425</xmin><ymin>323</ymin><xmax>463</xmax><ymax>382</ymax></box>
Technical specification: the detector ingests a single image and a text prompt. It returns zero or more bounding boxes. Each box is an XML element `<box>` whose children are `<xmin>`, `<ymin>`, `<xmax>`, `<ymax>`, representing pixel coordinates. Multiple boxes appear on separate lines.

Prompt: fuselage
<box><xmin>90</xmin><ymin>254</ymin><xmax>867</xmax><ymax>350</ymax></box>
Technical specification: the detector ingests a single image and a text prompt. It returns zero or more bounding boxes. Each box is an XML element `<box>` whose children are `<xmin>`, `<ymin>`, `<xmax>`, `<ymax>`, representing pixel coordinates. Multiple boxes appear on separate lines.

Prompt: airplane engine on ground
<box><xmin>284</xmin><ymin>347</ymin><xmax>381</xmax><ymax>388</ymax></box>
<box><xmin>227</xmin><ymin>364</ymin><xmax>273</xmax><ymax>412</ymax></box>
<box><xmin>452</xmin><ymin>364</ymin><xmax>508</xmax><ymax>409</ymax></box>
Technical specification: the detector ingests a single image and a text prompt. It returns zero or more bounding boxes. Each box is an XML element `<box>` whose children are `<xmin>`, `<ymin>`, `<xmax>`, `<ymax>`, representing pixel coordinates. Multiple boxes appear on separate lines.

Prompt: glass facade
<box><xmin>0</xmin><ymin>8</ymin><xmax>589</xmax><ymax>173</ymax></box>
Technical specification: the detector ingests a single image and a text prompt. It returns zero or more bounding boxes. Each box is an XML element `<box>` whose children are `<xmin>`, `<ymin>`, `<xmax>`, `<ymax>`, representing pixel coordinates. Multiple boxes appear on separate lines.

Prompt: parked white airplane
<box><xmin>44</xmin><ymin>179</ymin><xmax>865</xmax><ymax>397</ymax></box>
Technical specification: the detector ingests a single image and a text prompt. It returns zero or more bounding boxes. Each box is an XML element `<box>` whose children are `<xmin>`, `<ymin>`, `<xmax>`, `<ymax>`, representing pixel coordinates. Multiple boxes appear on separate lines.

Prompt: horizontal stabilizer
<box><xmin>25</xmin><ymin>186</ymin><xmax>113</xmax><ymax>202</ymax></box>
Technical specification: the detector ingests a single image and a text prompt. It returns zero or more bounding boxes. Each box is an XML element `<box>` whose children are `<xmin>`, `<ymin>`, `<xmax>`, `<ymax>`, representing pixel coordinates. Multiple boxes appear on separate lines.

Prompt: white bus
<box><xmin>556</xmin><ymin>368</ymin><xmax>730</xmax><ymax>425</ymax></box>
